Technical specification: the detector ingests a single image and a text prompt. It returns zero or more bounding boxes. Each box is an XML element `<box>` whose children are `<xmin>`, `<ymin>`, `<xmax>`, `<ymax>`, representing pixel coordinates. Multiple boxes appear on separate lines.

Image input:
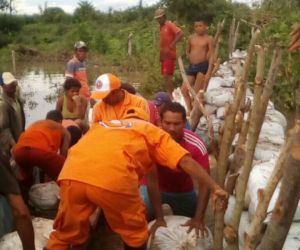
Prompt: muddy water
<box><xmin>17</xmin><ymin>63</ymin><xmax>65</xmax><ymax>127</ymax></box>
<box><xmin>17</xmin><ymin>62</ymin><xmax>144</xmax><ymax>127</ymax></box>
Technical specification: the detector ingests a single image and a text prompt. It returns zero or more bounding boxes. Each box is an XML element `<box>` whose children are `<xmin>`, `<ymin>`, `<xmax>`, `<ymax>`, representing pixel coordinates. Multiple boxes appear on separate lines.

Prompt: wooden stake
<box><xmin>213</xmin><ymin>32</ymin><xmax>260</xmax><ymax>250</ymax></box>
<box><xmin>225</xmin><ymin>48</ymin><xmax>281</xmax><ymax>250</ymax></box>
<box><xmin>244</xmin><ymin>127</ymin><xmax>296</xmax><ymax>249</ymax></box>
<box><xmin>257</xmin><ymin>121</ymin><xmax>300</xmax><ymax>250</ymax></box>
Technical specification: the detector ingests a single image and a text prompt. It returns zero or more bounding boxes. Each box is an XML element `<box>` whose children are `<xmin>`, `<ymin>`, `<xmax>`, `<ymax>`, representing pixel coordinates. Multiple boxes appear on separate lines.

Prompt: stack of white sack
<box><xmin>29</xmin><ymin>181</ymin><xmax>60</xmax><ymax>210</ymax></box>
<box><xmin>224</xmin><ymin>195</ymin><xmax>300</xmax><ymax>249</ymax></box>
<box><xmin>148</xmin><ymin>216</ymin><xmax>213</xmax><ymax>250</ymax></box>
<box><xmin>0</xmin><ymin>217</ymin><xmax>53</xmax><ymax>250</ymax></box>
<box><xmin>247</xmin><ymin>159</ymin><xmax>300</xmax><ymax>222</ymax></box>
<box><xmin>173</xmin><ymin>49</ymin><xmax>295</xmax><ymax>248</ymax></box>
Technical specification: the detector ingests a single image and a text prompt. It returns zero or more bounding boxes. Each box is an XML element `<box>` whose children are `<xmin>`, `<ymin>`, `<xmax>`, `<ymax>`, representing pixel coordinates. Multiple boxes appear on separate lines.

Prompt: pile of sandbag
<box><xmin>174</xmin><ymin>49</ymin><xmax>298</xmax><ymax>248</ymax></box>
<box><xmin>0</xmin><ymin>217</ymin><xmax>53</xmax><ymax>250</ymax></box>
<box><xmin>148</xmin><ymin>216</ymin><xmax>213</xmax><ymax>250</ymax></box>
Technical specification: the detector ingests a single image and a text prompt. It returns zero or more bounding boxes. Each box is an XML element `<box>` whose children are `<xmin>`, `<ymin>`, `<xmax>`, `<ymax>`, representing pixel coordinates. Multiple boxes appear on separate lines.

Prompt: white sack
<box><xmin>283</xmin><ymin>222</ymin><xmax>300</xmax><ymax>250</ymax></box>
<box><xmin>0</xmin><ymin>217</ymin><xmax>53</xmax><ymax>250</ymax></box>
<box><xmin>29</xmin><ymin>181</ymin><xmax>60</xmax><ymax>210</ymax></box>
<box><xmin>216</xmin><ymin>107</ymin><xmax>226</xmax><ymax>119</ymax></box>
<box><xmin>205</xmin><ymin>88</ymin><xmax>234</xmax><ymax>107</ymax></box>
<box><xmin>206</xmin><ymin>77</ymin><xmax>222</xmax><ymax>91</ymax></box>
<box><xmin>248</xmin><ymin>161</ymin><xmax>300</xmax><ymax>222</ymax></box>
<box><xmin>204</xmin><ymin>104</ymin><xmax>218</xmax><ymax>116</ymax></box>
<box><xmin>259</xmin><ymin>121</ymin><xmax>284</xmax><ymax>145</ymax></box>
<box><xmin>148</xmin><ymin>216</ymin><xmax>213</xmax><ymax>250</ymax></box>
<box><xmin>254</xmin><ymin>142</ymin><xmax>281</xmax><ymax>162</ymax></box>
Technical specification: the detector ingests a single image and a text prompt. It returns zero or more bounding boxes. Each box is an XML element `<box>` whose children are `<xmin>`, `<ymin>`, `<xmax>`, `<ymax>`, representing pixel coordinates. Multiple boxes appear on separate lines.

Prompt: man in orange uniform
<box><xmin>12</xmin><ymin>110</ymin><xmax>71</xmax><ymax>189</ymax></box>
<box><xmin>65</xmin><ymin>41</ymin><xmax>90</xmax><ymax>99</ymax></box>
<box><xmin>45</xmin><ymin>108</ymin><xmax>228</xmax><ymax>250</ymax></box>
<box><xmin>155</xmin><ymin>8</ymin><xmax>183</xmax><ymax>97</ymax></box>
<box><xmin>92</xmin><ymin>73</ymin><xmax>149</xmax><ymax>122</ymax></box>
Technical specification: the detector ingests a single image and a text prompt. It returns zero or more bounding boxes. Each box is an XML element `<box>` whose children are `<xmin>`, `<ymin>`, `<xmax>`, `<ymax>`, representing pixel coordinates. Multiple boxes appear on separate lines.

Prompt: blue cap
<box><xmin>154</xmin><ymin>92</ymin><xmax>171</xmax><ymax>106</ymax></box>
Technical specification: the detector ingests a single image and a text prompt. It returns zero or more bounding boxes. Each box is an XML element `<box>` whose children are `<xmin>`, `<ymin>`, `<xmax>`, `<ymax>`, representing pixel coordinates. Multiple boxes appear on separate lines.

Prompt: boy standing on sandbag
<box><xmin>45</xmin><ymin>107</ymin><xmax>228</xmax><ymax>250</ymax></box>
<box><xmin>181</xmin><ymin>19</ymin><xmax>214</xmax><ymax>114</ymax></box>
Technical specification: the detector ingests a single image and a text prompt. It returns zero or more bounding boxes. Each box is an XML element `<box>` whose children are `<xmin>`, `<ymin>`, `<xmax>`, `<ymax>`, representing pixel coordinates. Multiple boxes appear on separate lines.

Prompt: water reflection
<box><xmin>18</xmin><ymin>68</ymin><xmax>65</xmax><ymax>127</ymax></box>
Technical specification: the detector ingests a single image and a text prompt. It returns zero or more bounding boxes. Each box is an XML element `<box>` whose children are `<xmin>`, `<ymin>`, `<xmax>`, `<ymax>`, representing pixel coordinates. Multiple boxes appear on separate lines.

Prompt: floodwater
<box><xmin>17</xmin><ymin>62</ymin><xmax>143</xmax><ymax>127</ymax></box>
<box><xmin>17</xmin><ymin>63</ymin><xmax>65</xmax><ymax>127</ymax></box>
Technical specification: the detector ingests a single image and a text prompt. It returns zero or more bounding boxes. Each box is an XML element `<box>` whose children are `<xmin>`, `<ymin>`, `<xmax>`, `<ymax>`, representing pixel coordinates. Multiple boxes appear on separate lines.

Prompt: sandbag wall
<box><xmin>195</xmin><ymin>50</ymin><xmax>299</xmax><ymax>249</ymax></box>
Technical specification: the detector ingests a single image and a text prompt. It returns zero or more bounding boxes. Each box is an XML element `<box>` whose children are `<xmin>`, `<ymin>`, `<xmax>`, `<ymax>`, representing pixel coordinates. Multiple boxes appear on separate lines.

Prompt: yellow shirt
<box><xmin>92</xmin><ymin>91</ymin><xmax>149</xmax><ymax>122</ymax></box>
<box><xmin>58</xmin><ymin>118</ymin><xmax>189</xmax><ymax>195</ymax></box>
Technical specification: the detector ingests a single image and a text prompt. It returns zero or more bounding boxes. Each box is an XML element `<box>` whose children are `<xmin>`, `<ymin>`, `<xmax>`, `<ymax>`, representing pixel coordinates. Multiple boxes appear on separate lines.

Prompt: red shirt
<box><xmin>148</xmin><ymin>101</ymin><xmax>160</xmax><ymax>126</ymax></box>
<box><xmin>160</xmin><ymin>21</ymin><xmax>182</xmax><ymax>61</ymax></box>
<box><xmin>157</xmin><ymin>129</ymin><xmax>209</xmax><ymax>193</ymax></box>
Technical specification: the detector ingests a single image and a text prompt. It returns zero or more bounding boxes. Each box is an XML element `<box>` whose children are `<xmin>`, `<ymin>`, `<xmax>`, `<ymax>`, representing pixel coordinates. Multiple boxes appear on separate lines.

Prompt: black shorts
<box><xmin>0</xmin><ymin>154</ymin><xmax>20</xmax><ymax>195</ymax></box>
<box><xmin>186</xmin><ymin>61</ymin><xmax>209</xmax><ymax>76</ymax></box>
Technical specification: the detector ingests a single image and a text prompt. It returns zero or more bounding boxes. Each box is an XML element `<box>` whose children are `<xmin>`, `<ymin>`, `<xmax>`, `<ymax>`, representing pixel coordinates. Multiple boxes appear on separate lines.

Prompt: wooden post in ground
<box><xmin>128</xmin><ymin>32</ymin><xmax>133</xmax><ymax>56</ymax></box>
<box><xmin>257</xmin><ymin>121</ymin><xmax>300</xmax><ymax>250</ymax></box>
<box><xmin>224</xmin><ymin>48</ymin><xmax>282</xmax><ymax>250</ymax></box>
<box><xmin>244</xmin><ymin>124</ymin><xmax>297</xmax><ymax>249</ymax></box>
<box><xmin>213</xmin><ymin>30</ymin><xmax>260</xmax><ymax>250</ymax></box>
<box><xmin>11</xmin><ymin>50</ymin><xmax>16</xmax><ymax>74</ymax></box>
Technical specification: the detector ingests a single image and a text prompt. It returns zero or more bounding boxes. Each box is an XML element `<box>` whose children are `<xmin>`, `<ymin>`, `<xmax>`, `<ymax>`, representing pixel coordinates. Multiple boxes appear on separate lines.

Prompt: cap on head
<box><xmin>91</xmin><ymin>73</ymin><xmax>121</xmax><ymax>100</ymax></box>
<box><xmin>0</xmin><ymin>72</ymin><xmax>17</xmax><ymax>86</ymax></box>
<box><xmin>74</xmin><ymin>41</ymin><xmax>88</xmax><ymax>50</ymax></box>
<box><xmin>123</xmin><ymin>107</ymin><xmax>149</xmax><ymax>121</ymax></box>
<box><xmin>154</xmin><ymin>8</ymin><xmax>165</xmax><ymax>19</ymax></box>
<box><xmin>154</xmin><ymin>92</ymin><xmax>171</xmax><ymax>106</ymax></box>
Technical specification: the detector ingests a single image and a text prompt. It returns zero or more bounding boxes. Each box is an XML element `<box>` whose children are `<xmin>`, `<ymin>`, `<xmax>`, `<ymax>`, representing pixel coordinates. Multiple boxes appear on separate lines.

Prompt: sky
<box><xmin>14</xmin><ymin>0</ymin><xmax>251</xmax><ymax>15</ymax></box>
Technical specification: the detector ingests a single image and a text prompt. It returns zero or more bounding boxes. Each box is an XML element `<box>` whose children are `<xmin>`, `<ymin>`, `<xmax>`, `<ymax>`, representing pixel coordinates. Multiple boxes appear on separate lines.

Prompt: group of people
<box><xmin>154</xmin><ymin>8</ymin><xmax>214</xmax><ymax>114</ymax></box>
<box><xmin>0</xmin><ymin>7</ymin><xmax>299</xmax><ymax>250</ymax></box>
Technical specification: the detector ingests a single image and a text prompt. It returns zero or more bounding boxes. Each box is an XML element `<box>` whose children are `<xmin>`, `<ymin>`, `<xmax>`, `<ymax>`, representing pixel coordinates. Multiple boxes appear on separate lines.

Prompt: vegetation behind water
<box><xmin>0</xmin><ymin>0</ymin><xmax>299</xmax><ymax>108</ymax></box>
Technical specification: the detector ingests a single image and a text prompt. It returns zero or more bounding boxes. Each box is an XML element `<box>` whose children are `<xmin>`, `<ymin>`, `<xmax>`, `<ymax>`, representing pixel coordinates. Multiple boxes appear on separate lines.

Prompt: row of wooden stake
<box><xmin>179</xmin><ymin>18</ymin><xmax>300</xmax><ymax>250</ymax></box>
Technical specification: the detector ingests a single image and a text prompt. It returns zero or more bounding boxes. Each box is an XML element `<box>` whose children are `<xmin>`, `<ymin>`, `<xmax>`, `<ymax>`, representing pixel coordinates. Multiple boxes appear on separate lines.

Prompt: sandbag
<box><xmin>283</xmin><ymin>222</ymin><xmax>300</xmax><ymax>250</ymax></box>
<box><xmin>231</xmin><ymin>50</ymin><xmax>247</xmax><ymax>59</ymax></box>
<box><xmin>216</xmin><ymin>107</ymin><xmax>226</xmax><ymax>119</ymax></box>
<box><xmin>204</xmin><ymin>104</ymin><xmax>218</xmax><ymax>116</ymax></box>
<box><xmin>206</xmin><ymin>77</ymin><xmax>222</xmax><ymax>91</ymax></box>
<box><xmin>205</xmin><ymin>88</ymin><xmax>234</xmax><ymax>107</ymax></box>
<box><xmin>254</xmin><ymin>142</ymin><xmax>281</xmax><ymax>162</ymax></box>
<box><xmin>265</xmin><ymin>109</ymin><xmax>287</xmax><ymax>130</ymax></box>
<box><xmin>259</xmin><ymin>121</ymin><xmax>284</xmax><ymax>145</ymax></box>
<box><xmin>29</xmin><ymin>181</ymin><xmax>60</xmax><ymax>210</ymax></box>
<box><xmin>248</xmin><ymin>160</ymin><xmax>300</xmax><ymax>222</ymax></box>
<box><xmin>0</xmin><ymin>217</ymin><xmax>53</xmax><ymax>250</ymax></box>
<box><xmin>221</xmin><ymin>76</ymin><xmax>235</xmax><ymax>88</ymax></box>
<box><xmin>148</xmin><ymin>216</ymin><xmax>213</xmax><ymax>250</ymax></box>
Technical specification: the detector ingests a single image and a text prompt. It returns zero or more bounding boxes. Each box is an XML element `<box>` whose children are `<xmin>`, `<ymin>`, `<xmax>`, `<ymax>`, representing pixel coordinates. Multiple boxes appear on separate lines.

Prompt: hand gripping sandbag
<box><xmin>29</xmin><ymin>181</ymin><xmax>60</xmax><ymax>210</ymax></box>
<box><xmin>148</xmin><ymin>216</ymin><xmax>213</xmax><ymax>250</ymax></box>
<box><xmin>0</xmin><ymin>217</ymin><xmax>53</xmax><ymax>250</ymax></box>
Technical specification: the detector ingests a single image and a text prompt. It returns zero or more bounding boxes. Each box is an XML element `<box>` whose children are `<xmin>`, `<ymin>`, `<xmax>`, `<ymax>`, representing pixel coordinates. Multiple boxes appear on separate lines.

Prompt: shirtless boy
<box><xmin>182</xmin><ymin>20</ymin><xmax>214</xmax><ymax>114</ymax></box>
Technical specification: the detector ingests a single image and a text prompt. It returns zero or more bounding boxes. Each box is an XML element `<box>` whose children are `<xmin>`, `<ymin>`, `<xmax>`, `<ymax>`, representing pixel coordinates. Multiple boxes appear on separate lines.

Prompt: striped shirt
<box><xmin>65</xmin><ymin>56</ymin><xmax>90</xmax><ymax>99</ymax></box>
<box><xmin>157</xmin><ymin>128</ymin><xmax>209</xmax><ymax>193</ymax></box>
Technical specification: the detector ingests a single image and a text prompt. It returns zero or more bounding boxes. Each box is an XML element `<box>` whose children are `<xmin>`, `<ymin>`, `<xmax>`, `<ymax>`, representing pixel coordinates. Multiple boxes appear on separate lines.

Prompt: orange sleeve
<box><xmin>138</xmin><ymin>98</ymin><xmax>150</xmax><ymax>121</ymax></box>
<box><xmin>145</xmin><ymin>125</ymin><xmax>189</xmax><ymax>170</ymax></box>
<box><xmin>92</xmin><ymin>103</ymin><xmax>102</xmax><ymax>123</ymax></box>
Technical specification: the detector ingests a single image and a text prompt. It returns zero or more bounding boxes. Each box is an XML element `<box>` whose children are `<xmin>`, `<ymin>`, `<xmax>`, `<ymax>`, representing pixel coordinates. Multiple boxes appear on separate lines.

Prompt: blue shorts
<box><xmin>139</xmin><ymin>185</ymin><xmax>197</xmax><ymax>220</ymax></box>
<box><xmin>186</xmin><ymin>61</ymin><xmax>209</xmax><ymax>76</ymax></box>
